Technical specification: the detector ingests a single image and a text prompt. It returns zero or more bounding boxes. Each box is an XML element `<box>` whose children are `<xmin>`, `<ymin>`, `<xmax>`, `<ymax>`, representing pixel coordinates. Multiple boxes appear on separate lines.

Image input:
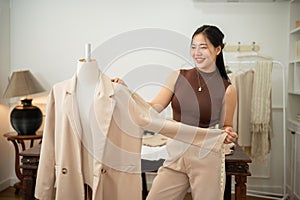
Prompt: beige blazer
<box><xmin>35</xmin><ymin>71</ymin><xmax>226</xmax><ymax>200</ymax></box>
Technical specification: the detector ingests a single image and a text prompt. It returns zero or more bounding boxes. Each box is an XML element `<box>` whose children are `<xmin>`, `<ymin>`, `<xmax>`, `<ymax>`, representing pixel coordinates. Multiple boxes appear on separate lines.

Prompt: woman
<box><xmin>113</xmin><ymin>25</ymin><xmax>237</xmax><ymax>199</ymax></box>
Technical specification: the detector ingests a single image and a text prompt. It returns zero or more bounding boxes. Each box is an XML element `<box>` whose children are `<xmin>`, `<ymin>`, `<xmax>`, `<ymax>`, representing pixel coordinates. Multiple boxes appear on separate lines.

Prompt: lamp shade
<box><xmin>3</xmin><ymin>70</ymin><xmax>45</xmax><ymax>135</ymax></box>
<box><xmin>3</xmin><ymin>70</ymin><xmax>45</xmax><ymax>98</ymax></box>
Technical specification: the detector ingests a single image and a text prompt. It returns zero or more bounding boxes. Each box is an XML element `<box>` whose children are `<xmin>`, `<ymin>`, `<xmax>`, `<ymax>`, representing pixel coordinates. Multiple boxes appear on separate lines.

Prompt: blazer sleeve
<box><xmin>128</xmin><ymin>91</ymin><xmax>227</xmax><ymax>153</ymax></box>
<box><xmin>35</xmin><ymin>88</ymin><xmax>56</xmax><ymax>200</ymax></box>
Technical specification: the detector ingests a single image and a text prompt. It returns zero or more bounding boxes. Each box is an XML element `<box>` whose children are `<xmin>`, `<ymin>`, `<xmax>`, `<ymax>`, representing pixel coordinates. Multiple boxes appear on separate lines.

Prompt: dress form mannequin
<box><xmin>76</xmin><ymin>44</ymin><xmax>99</xmax><ymax>116</ymax></box>
<box><xmin>76</xmin><ymin>44</ymin><xmax>100</xmax><ymax>197</ymax></box>
<box><xmin>76</xmin><ymin>58</ymin><xmax>100</xmax><ymax>118</ymax></box>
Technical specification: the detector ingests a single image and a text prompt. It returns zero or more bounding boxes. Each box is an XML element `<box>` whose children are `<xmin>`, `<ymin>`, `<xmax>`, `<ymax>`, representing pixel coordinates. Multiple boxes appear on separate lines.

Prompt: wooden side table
<box><xmin>3</xmin><ymin>131</ymin><xmax>43</xmax><ymax>194</ymax></box>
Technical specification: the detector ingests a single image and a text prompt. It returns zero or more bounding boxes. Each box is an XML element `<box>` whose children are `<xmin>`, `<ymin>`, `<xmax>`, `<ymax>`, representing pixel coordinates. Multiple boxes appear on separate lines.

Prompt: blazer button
<box><xmin>62</xmin><ymin>168</ymin><xmax>68</xmax><ymax>174</ymax></box>
<box><xmin>101</xmin><ymin>169</ymin><xmax>106</xmax><ymax>174</ymax></box>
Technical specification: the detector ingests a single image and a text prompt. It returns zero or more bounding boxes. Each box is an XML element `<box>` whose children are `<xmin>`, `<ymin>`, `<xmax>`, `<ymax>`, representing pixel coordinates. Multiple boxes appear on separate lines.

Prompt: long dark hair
<box><xmin>191</xmin><ymin>25</ymin><xmax>229</xmax><ymax>81</ymax></box>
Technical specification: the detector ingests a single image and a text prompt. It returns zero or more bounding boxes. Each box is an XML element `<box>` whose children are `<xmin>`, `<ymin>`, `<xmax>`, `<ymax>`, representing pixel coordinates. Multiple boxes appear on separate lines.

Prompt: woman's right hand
<box><xmin>223</xmin><ymin>127</ymin><xmax>238</xmax><ymax>144</ymax></box>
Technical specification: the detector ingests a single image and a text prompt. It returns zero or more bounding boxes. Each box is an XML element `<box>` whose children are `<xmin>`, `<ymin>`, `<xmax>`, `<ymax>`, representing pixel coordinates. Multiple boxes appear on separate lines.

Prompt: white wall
<box><xmin>9</xmin><ymin>0</ymin><xmax>289</xmax><ymax>87</ymax></box>
<box><xmin>0</xmin><ymin>0</ymin><xmax>17</xmax><ymax>191</ymax></box>
<box><xmin>1</xmin><ymin>0</ymin><xmax>290</xmax><ymax>195</ymax></box>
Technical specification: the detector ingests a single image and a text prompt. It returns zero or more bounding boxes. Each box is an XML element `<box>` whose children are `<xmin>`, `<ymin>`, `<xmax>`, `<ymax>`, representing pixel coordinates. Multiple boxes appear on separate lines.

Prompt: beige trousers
<box><xmin>146</xmin><ymin>149</ymin><xmax>225</xmax><ymax>200</ymax></box>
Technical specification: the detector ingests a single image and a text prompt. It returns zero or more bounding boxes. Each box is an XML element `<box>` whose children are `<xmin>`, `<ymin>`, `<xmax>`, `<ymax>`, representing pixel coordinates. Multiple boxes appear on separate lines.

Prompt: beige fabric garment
<box><xmin>35</xmin><ymin>61</ymin><xmax>227</xmax><ymax>200</ymax></box>
<box><xmin>229</xmin><ymin>70</ymin><xmax>254</xmax><ymax>147</ymax></box>
<box><xmin>251</xmin><ymin>60</ymin><xmax>273</xmax><ymax>161</ymax></box>
<box><xmin>142</xmin><ymin>134</ymin><xmax>168</xmax><ymax>147</ymax></box>
<box><xmin>147</xmin><ymin>146</ymin><xmax>226</xmax><ymax>200</ymax></box>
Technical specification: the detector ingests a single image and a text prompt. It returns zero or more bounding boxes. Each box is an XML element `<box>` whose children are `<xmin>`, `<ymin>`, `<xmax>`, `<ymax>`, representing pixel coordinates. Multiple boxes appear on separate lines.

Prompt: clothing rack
<box><xmin>224</xmin><ymin>42</ymin><xmax>260</xmax><ymax>52</ymax></box>
<box><xmin>226</xmin><ymin>60</ymin><xmax>288</xmax><ymax>200</ymax></box>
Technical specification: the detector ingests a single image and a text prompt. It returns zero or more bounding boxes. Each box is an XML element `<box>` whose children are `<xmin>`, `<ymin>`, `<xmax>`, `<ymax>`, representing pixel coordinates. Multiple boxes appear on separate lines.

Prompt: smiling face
<box><xmin>190</xmin><ymin>33</ymin><xmax>221</xmax><ymax>73</ymax></box>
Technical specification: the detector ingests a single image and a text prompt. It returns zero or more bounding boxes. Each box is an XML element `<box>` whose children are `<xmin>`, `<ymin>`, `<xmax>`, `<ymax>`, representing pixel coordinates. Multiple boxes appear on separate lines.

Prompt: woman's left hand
<box><xmin>224</xmin><ymin>127</ymin><xmax>238</xmax><ymax>144</ymax></box>
<box><xmin>111</xmin><ymin>77</ymin><xmax>127</xmax><ymax>86</ymax></box>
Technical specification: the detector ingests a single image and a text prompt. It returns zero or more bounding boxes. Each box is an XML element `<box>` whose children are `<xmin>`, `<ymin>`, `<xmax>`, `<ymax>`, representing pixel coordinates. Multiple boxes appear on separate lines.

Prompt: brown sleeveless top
<box><xmin>171</xmin><ymin>68</ymin><xmax>231</xmax><ymax>128</ymax></box>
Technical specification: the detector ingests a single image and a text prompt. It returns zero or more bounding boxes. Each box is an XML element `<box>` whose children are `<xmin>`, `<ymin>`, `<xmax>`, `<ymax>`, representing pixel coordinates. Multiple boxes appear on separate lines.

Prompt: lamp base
<box><xmin>10</xmin><ymin>98</ymin><xmax>43</xmax><ymax>135</ymax></box>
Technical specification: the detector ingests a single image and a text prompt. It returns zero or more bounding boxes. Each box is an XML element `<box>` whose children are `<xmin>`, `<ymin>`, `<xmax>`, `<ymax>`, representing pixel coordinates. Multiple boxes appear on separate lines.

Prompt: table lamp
<box><xmin>3</xmin><ymin>70</ymin><xmax>45</xmax><ymax>135</ymax></box>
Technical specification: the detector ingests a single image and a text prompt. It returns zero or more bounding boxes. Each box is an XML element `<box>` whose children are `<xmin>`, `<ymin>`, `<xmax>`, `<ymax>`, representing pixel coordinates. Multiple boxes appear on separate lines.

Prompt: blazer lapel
<box><xmin>64</xmin><ymin>75</ymin><xmax>84</xmax><ymax>141</ymax></box>
<box><xmin>93</xmin><ymin>72</ymin><xmax>116</xmax><ymax>137</ymax></box>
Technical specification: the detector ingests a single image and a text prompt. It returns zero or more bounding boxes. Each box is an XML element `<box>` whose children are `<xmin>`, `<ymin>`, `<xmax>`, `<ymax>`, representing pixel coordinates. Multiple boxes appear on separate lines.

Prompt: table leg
<box><xmin>224</xmin><ymin>175</ymin><xmax>232</xmax><ymax>200</ymax></box>
<box><xmin>10</xmin><ymin>140</ymin><xmax>23</xmax><ymax>194</ymax></box>
<box><xmin>84</xmin><ymin>184</ymin><xmax>93</xmax><ymax>200</ymax></box>
<box><xmin>142</xmin><ymin>172</ymin><xmax>148</xmax><ymax>200</ymax></box>
<box><xmin>22</xmin><ymin>168</ymin><xmax>35</xmax><ymax>200</ymax></box>
<box><xmin>235</xmin><ymin>175</ymin><xmax>247</xmax><ymax>200</ymax></box>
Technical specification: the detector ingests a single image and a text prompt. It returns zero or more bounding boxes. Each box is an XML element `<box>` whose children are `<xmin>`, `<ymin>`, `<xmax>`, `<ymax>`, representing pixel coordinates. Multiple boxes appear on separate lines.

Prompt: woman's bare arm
<box><xmin>149</xmin><ymin>70</ymin><xmax>180</xmax><ymax>113</ymax></box>
<box><xmin>220</xmin><ymin>84</ymin><xmax>238</xmax><ymax>143</ymax></box>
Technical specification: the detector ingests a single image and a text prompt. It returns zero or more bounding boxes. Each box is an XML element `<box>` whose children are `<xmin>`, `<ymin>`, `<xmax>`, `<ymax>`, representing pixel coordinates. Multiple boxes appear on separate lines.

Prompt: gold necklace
<box><xmin>197</xmin><ymin>71</ymin><xmax>203</xmax><ymax>92</ymax></box>
<box><xmin>196</xmin><ymin>68</ymin><xmax>217</xmax><ymax>92</ymax></box>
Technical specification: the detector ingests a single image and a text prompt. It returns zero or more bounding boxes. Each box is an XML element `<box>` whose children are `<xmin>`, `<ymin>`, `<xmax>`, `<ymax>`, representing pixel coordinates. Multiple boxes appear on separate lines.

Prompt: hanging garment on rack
<box><xmin>251</xmin><ymin>60</ymin><xmax>273</xmax><ymax>162</ymax></box>
<box><xmin>226</xmin><ymin>60</ymin><xmax>287</xmax><ymax>199</ymax></box>
<box><xmin>229</xmin><ymin>69</ymin><xmax>254</xmax><ymax>147</ymax></box>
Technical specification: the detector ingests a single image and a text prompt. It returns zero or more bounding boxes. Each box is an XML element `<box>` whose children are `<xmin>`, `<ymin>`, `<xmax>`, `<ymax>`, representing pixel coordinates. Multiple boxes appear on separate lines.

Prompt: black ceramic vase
<box><xmin>10</xmin><ymin>98</ymin><xmax>43</xmax><ymax>135</ymax></box>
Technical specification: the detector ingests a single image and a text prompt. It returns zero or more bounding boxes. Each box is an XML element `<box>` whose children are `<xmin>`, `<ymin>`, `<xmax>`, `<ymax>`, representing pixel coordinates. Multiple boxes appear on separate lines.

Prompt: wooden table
<box><xmin>224</xmin><ymin>144</ymin><xmax>252</xmax><ymax>200</ymax></box>
<box><xmin>3</xmin><ymin>131</ymin><xmax>42</xmax><ymax>194</ymax></box>
<box><xmin>20</xmin><ymin>144</ymin><xmax>251</xmax><ymax>200</ymax></box>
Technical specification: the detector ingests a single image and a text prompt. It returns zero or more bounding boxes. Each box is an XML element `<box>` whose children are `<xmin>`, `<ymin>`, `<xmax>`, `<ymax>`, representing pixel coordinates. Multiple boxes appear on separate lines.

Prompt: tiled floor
<box><xmin>0</xmin><ymin>186</ymin><xmax>269</xmax><ymax>200</ymax></box>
